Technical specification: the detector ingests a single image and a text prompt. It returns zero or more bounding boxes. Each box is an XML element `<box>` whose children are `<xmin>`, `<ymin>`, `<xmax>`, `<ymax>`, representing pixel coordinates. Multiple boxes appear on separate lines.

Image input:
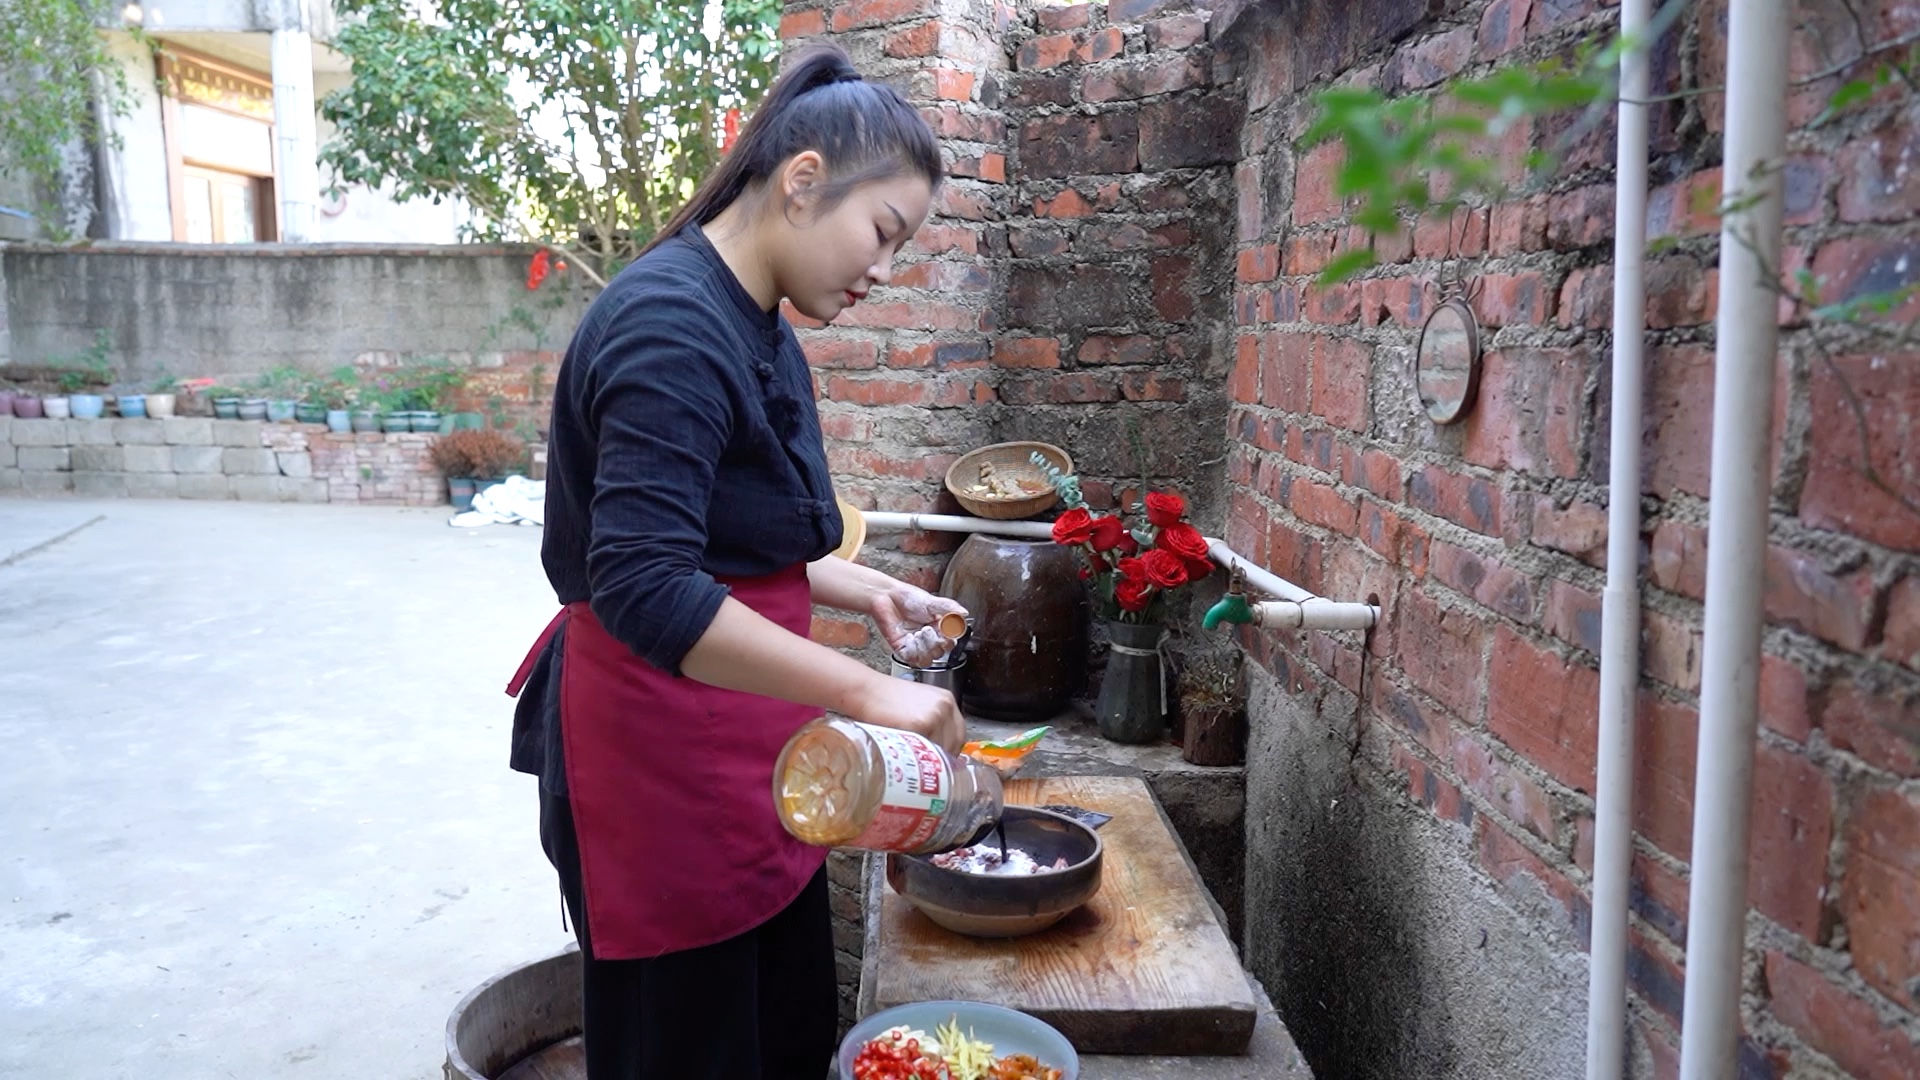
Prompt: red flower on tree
<box><xmin>1089</xmin><ymin>514</ymin><xmax>1129</xmax><ymax>552</ymax></box>
<box><xmin>527</xmin><ymin>250</ymin><xmax>552</xmax><ymax>291</ymax></box>
<box><xmin>1047</xmin><ymin>479</ymin><xmax>1206</xmax><ymax>623</ymax></box>
<box><xmin>1140</xmin><ymin>548</ymin><xmax>1191</xmax><ymax>589</ymax></box>
<box><xmin>1145</xmin><ymin>491</ymin><xmax>1187</xmax><ymax>528</ymax></box>
<box><xmin>1051</xmin><ymin>507</ymin><xmax>1095</xmax><ymax>546</ymax></box>
<box><xmin>1157</xmin><ymin>521</ymin><xmax>1213</xmax><ymax>577</ymax></box>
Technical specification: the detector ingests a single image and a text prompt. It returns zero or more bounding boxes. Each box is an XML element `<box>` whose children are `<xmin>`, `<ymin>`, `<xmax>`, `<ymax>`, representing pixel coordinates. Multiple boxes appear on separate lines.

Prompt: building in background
<box><xmin>37</xmin><ymin>0</ymin><xmax>466</xmax><ymax>244</ymax></box>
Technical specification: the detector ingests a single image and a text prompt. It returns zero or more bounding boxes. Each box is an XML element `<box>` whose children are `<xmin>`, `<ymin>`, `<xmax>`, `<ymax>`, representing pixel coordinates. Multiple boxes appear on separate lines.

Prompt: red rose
<box><xmin>1115</xmin><ymin>531</ymin><xmax>1140</xmax><ymax>556</ymax></box>
<box><xmin>1145</xmin><ymin>491</ymin><xmax>1186</xmax><ymax>527</ymax></box>
<box><xmin>1089</xmin><ymin>514</ymin><xmax>1129</xmax><ymax>552</ymax></box>
<box><xmin>1157</xmin><ymin>522</ymin><xmax>1213</xmax><ymax>575</ymax></box>
<box><xmin>1088</xmin><ymin>550</ymin><xmax>1110</xmax><ymax>574</ymax></box>
<box><xmin>526</xmin><ymin>250</ymin><xmax>551</xmax><ymax>291</ymax></box>
<box><xmin>1115</xmin><ymin>576</ymin><xmax>1153</xmax><ymax>612</ymax></box>
<box><xmin>1051</xmin><ymin>507</ymin><xmax>1094</xmax><ymax>546</ymax></box>
<box><xmin>1140</xmin><ymin>548</ymin><xmax>1191</xmax><ymax>589</ymax></box>
<box><xmin>1116</xmin><ymin>556</ymin><xmax>1149</xmax><ymax>582</ymax></box>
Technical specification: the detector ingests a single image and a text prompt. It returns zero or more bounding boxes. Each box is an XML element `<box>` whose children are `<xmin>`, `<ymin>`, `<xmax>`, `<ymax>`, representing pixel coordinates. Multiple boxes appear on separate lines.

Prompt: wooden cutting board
<box><xmin>863</xmin><ymin>775</ymin><xmax>1259</xmax><ymax>1055</ymax></box>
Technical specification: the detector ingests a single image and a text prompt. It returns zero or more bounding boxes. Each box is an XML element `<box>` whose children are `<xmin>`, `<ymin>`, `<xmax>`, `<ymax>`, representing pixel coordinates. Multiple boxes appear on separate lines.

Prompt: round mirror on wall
<box><xmin>1415</xmin><ymin>296</ymin><xmax>1482</xmax><ymax>425</ymax></box>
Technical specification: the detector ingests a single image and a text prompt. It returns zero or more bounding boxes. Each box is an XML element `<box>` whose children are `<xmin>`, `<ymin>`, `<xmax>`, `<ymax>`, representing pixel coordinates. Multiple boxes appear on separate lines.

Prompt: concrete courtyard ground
<box><xmin>0</xmin><ymin>498</ymin><xmax>575</xmax><ymax>1079</ymax></box>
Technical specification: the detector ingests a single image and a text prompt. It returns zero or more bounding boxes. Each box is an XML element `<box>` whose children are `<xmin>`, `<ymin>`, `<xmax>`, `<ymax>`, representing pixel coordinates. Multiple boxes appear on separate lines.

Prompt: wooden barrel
<box><xmin>940</xmin><ymin>533</ymin><xmax>1089</xmax><ymax>721</ymax></box>
<box><xmin>444</xmin><ymin>946</ymin><xmax>584</xmax><ymax>1080</ymax></box>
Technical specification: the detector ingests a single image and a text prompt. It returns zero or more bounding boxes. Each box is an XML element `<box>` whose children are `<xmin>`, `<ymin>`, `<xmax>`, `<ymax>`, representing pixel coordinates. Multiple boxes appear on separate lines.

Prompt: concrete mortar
<box><xmin>0</xmin><ymin>498</ymin><xmax>574</xmax><ymax>1080</ymax></box>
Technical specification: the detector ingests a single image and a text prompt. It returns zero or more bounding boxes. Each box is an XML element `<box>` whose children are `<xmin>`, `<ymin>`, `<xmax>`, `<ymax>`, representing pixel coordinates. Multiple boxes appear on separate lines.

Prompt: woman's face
<box><xmin>772</xmin><ymin>156</ymin><xmax>934</xmax><ymax>324</ymax></box>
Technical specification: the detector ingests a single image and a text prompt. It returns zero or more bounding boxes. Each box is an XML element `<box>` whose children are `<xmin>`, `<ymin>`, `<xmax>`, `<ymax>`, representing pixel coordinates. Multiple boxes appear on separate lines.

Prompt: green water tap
<box><xmin>1202</xmin><ymin>568</ymin><xmax>1256</xmax><ymax>630</ymax></box>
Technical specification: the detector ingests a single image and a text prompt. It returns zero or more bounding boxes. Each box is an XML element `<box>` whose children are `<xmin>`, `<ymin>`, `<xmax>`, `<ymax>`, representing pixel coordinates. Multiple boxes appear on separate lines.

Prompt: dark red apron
<box><xmin>506</xmin><ymin>563</ymin><xmax>827</xmax><ymax>959</ymax></box>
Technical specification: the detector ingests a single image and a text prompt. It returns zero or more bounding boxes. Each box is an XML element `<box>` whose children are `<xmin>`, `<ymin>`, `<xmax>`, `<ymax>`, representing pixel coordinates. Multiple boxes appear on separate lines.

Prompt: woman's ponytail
<box><xmin>638</xmin><ymin>44</ymin><xmax>940</xmax><ymax>260</ymax></box>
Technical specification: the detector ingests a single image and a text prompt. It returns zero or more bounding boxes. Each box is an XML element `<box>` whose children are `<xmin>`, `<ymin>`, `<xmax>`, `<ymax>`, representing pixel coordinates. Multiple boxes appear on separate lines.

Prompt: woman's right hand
<box><xmin>851</xmin><ymin>675</ymin><xmax>967</xmax><ymax>754</ymax></box>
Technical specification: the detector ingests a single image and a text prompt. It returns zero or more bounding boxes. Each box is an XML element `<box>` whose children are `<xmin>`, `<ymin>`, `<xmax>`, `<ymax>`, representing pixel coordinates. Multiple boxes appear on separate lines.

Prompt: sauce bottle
<box><xmin>772</xmin><ymin>717</ymin><xmax>1004</xmax><ymax>854</ymax></box>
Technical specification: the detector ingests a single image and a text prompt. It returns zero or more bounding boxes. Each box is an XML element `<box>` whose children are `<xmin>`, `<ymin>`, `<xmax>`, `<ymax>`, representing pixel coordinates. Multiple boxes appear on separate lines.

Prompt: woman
<box><xmin>505</xmin><ymin>46</ymin><xmax>968</xmax><ymax>1080</ymax></box>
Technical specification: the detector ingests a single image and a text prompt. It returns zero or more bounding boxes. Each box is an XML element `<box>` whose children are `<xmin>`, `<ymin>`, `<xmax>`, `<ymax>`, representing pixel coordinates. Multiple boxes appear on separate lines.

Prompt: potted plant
<box><xmin>321</xmin><ymin>367</ymin><xmax>356</xmax><ymax>433</ymax></box>
<box><xmin>206</xmin><ymin>385</ymin><xmax>245</xmax><ymax>419</ymax></box>
<box><xmin>349</xmin><ymin>371</ymin><xmax>385</xmax><ymax>433</ymax></box>
<box><xmin>429</xmin><ymin>430</ymin><xmax>480</xmax><ymax>509</ymax></box>
<box><xmin>46</xmin><ymin>332</ymin><xmax>116</xmax><ymax>418</ymax></box>
<box><xmin>61</xmin><ymin>368</ymin><xmax>104</xmax><ymax>419</ymax></box>
<box><xmin>256</xmin><ymin>366</ymin><xmax>304</xmax><ymax>422</ymax></box>
<box><xmin>389</xmin><ymin>357</ymin><xmax>463</xmax><ymax>432</ymax></box>
<box><xmin>1175</xmin><ymin>652</ymin><xmax>1246</xmax><ymax>766</ymax></box>
<box><xmin>430</xmin><ymin>429</ymin><xmax>525</xmax><ymax>508</ymax></box>
<box><xmin>1044</xmin><ymin>469</ymin><xmax>1214</xmax><ymax>744</ymax></box>
<box><xmin>146</xmin><ymin>372</ymin><xmax>179</xmax><ymax>418</ymax></box>
<box><xmin>294</xmin><ymin>368</ymin><xmax>328</xmax><ymax>424</ymax></box>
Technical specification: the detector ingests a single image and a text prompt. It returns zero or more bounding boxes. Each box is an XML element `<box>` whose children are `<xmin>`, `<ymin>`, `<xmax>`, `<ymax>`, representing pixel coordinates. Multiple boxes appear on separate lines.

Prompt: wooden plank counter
<box><xmin>861</xmin><ymin>775</ymin><xmax>1260</xmax><ymax>1056</ymax></box>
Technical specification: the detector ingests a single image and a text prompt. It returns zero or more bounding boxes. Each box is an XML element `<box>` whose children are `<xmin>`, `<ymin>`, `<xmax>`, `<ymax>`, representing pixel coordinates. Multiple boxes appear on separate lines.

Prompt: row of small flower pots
<box><xmin>3</xmin><ymin>390</ymin><xmax>178</xmax><ymax>420</ymax></box>
<box><xmin>204</xmin><ymin>400</ymin><xmax>488</xmax><ymax>435</ymax></box>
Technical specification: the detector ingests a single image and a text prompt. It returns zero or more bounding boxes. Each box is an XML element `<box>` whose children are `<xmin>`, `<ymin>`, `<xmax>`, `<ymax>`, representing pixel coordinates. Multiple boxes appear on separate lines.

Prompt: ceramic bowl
<box><xmin>838</xmin><ymin>999</ymin><xmax>1079</xmax><ymax>1080</ymax></box>
<box><xmin>886</xmin><ymin>806</ymin><xmax>1102</xmax><ymax>938</ymax></box>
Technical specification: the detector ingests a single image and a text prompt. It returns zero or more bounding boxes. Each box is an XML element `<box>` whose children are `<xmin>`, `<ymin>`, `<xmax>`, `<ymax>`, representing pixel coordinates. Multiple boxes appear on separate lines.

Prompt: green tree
<box><xmin>0</xmin><ymin>0</ymin><xmax>143</xmax><ymax>241</ymax></box>
<box><xmin>320</xmin><ymin>0</ymin><xmax>781</xmax><ymax>280</ymax></box>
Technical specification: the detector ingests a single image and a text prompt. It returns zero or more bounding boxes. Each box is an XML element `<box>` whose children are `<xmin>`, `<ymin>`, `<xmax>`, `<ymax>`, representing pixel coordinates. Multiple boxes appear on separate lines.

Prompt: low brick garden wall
<box><xmin>0</xmin><ymin>417</ymin><xmax>450</xmax><ymax>505</ymax></box>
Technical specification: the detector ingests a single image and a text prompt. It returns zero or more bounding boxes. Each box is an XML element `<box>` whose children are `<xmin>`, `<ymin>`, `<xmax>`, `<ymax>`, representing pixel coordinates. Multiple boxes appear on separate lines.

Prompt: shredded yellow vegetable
<box><xmin>936</xmin><ymin>1015</ymin><xmax>996</xmax><ymax>1080</ymax></box>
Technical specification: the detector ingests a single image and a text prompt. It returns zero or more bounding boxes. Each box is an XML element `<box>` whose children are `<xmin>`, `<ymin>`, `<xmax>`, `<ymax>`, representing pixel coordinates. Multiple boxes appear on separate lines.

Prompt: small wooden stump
<box><xmin>1181</xmin><ymin>704</ymin><xmax>1245</xmax><ymax>766</ymax></box>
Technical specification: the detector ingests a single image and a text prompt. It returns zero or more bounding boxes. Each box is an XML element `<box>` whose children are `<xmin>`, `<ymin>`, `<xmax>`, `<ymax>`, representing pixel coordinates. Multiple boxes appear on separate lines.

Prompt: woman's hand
<box><xmin>870</xmin><ymin>582</ymin><xmax>969</xmax><ymax>666</ymax></box>
<box><xmin>849</xmin><ymin>676</ymin><xmax>967</xmax><ymax>754</ymax></box>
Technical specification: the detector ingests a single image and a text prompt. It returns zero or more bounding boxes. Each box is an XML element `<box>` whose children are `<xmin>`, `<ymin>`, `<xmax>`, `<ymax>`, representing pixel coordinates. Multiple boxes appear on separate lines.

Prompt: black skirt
<box><xmin>537</xmin><ymin>788</ymin><xmax>838</xmax><ymax>1080</ymax></box>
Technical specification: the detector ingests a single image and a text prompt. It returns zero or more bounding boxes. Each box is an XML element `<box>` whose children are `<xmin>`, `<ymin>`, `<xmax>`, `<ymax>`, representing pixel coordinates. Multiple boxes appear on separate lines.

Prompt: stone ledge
<box><xmin>114</xmin><ymin>419</ymin><xmax>166</xmax><ymax>445</ymax></box>
<box><xmin>8</xmin><ymin>420</ymin><xmax>69</xmax><ymax>447</ymax></box>
<box><xmin>222</xmin><ymin>448</ymin><xmax>280</xmax><ymax>476</ymax></box>
<box><xmin>179</xmin><ymin>474</ymin><xmax>233</xmax><ymax>500</ymax></box>
<box><xmin>124</xmin><ymin>445</ymin><xmax>173</xmax><ymax>473</ymax></box>
<box><xmin>162</xmin><ymin>418</ymin><xmax>213</xmax><ymax>446</ymax></box>
<box><xmin>0</xmin><ymin>420</ymin><xmax>453</xmax><ymax>506</ymax></box>
<box><xmin>74</xmin><ymin>472</ymin><xmax>127</xmax><ymax>498</ymax></box>
<box><xmin>18</xmin><ymin>447</ymin><xmax>69</xmax><ymax>472</ymax></box>
<box><xmin>1</xmin><ymin>240</ymin><xmax>543</xmax><ymax>258</ymax></box>
<box><xmin>72</xmin><ymin>446</ymin><xmax>122</xmax><ymax>472</ymax></box>
<box><xmin>20</xmin><ymin>470</ymin><xmax>71</xmax><ymax>494</ymax></box>
<box><xmin>172</xmin><ymin>446</ymin><xmax>224</xmax><ymax>474</ymax></box>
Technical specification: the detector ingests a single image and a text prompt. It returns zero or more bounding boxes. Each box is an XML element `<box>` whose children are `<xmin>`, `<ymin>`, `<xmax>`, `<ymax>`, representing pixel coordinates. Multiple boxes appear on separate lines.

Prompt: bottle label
<box><xmin>850</xmin><ymin>725</ymin><xmax>952</xmax><ymax>852</ymax></box>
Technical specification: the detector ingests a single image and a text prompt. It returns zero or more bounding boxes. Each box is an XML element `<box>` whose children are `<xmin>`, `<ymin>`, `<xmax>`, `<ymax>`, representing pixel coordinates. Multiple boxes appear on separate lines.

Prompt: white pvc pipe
<box><xmin>1678</xmin><ymin>2</ymin><xmax>1789</xmax><ymax>1076</ymax></box>
<box><xmin>1251</xmin><ymin>600</ymin><xmax>1378</xmax><ymax>631</ymax></box>
<box><xmin>1206</xmin><ymin>537</ymin><xmax>1314</xmax><ymax>603</ymax></box>
<box><xmin>861</xmin><ymin>514</ymin><xmax>1379</xmax><ymax>624</ymax></box>
<box><xmin>1586</xmin><ymin>1</ymin><xmax>1652</xmax><ymax>1076</ymax></box>
<box><xmin>859</xmin><ymin>512</ymin><xmax>1055</xmax><ymax>539</ymax></box>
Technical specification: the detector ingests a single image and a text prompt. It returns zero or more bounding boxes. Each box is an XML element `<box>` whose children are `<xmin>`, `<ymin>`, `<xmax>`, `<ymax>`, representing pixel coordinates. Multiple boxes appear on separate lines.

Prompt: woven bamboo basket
<box><xmin>944</xmin><ymin>442</ymin><xmax>1073</xmax><ymax>520</ymax></box>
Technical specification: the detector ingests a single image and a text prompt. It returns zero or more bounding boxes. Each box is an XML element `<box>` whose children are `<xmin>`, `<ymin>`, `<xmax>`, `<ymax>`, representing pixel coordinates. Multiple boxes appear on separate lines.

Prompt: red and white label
<box><xmin>849</xmin><ymin>725</ymin><xmax>952</xmax><ymax>852</ymax></box>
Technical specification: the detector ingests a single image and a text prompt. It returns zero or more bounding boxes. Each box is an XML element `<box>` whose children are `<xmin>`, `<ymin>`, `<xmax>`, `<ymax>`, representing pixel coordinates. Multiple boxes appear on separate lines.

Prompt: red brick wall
<box><xmin>1219</xmin><ymin>0</ymin><xmax>1920</xmax><ymax>1076</ymax></box>
<box><xmin>783</xmin><ymin>0</ymin><xmax>1238</xmax><ymax>660</ymax></box>
<box><xmin>786</xmin><ymin>0</ymin><xmax>1920</xmax><ymax>1073</ymax></box>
